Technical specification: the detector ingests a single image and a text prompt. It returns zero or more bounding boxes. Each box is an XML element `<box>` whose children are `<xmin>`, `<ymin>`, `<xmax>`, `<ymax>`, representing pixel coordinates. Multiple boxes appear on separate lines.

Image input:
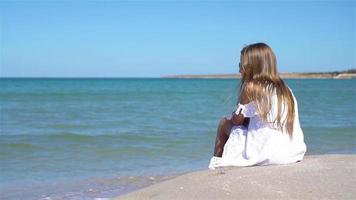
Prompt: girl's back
<box><xmin>243</xmin><ymin>86</ymin><xmax>306</xmax><ymax>164</ymax></box>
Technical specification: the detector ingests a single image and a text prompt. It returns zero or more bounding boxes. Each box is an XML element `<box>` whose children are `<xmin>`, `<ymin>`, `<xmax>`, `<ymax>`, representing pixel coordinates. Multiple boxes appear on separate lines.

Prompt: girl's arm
<box><xmin>231</xmin><ymin>82</ymin><xmax>252</xmax><ymax>126</ymax></box>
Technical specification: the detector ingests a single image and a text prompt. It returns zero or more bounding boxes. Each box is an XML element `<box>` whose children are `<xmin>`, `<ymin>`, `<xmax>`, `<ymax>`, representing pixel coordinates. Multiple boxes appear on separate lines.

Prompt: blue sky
<box><xmin>0</xmin><ymin>0</ymin><xmax>355</xmax><ymax>77</ymax></box>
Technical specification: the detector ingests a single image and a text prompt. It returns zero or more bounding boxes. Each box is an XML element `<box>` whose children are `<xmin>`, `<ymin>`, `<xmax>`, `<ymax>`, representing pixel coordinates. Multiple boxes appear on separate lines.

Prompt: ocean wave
<box><xmin>0</xmin><ymin>131</ymin><xmax>189</xmax><ymax>144</ymax></box>
<box><xmin>1</xmin><ymin>143</ymin><xmax>38</xmax><ymax>150</ymax></box>
<box><xmin>47</xmin><ymin>132</ymin><xmax>100</xmax><ymax>141</ymax></box>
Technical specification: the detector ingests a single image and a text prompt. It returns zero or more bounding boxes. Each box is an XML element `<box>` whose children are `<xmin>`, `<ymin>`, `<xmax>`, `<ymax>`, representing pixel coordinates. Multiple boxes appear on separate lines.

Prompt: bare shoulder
<box><xmin>285</xmin><ymin>84</ymin><xmax>296</xmax><ymax>98</ymax></box>
<box><xmin>240</xmin><ymin>82</ymin><xmax>255</xmax><ymax>104</ymax></box>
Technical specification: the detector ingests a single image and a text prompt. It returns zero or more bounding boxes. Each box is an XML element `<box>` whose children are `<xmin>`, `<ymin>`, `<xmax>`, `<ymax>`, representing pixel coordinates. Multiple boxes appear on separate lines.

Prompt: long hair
<box><xmin>239</xmin><ymin>43</ymin><xmax>295</xmax><ymax>138</ymax></box>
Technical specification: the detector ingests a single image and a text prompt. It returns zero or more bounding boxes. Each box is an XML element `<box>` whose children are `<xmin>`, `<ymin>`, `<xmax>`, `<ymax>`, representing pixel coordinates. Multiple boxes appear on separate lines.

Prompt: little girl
<box><xmin>209</xmin><ymin>43</ymin><xmax>307</xmax><ymax>169</ymax></box>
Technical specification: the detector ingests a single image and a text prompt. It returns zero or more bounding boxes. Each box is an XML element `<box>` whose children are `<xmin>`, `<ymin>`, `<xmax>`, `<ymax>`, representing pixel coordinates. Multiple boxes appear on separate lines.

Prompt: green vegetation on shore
<box><xmin>163</xmin><ymin>69</ymin><xmax>356</xmax><ymax>79</ymax></box>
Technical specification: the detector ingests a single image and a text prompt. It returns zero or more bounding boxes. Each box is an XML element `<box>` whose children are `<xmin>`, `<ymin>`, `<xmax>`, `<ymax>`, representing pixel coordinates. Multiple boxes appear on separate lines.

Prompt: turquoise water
<box><xmin>1</xmin><ymin>78</ymin><xmax>355</xmax><ymax>199</ymax></box>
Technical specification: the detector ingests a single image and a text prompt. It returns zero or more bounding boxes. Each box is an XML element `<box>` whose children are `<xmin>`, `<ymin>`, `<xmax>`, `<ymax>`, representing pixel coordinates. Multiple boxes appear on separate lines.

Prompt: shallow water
<box><xmin>1</xmin><ymin>78</ymin><xmax>355</xmax><ymax>199</ymax></box>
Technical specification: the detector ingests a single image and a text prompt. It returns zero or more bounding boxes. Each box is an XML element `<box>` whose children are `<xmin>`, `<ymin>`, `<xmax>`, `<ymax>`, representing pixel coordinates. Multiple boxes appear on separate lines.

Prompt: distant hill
<box><xmin>162</xmin><ymin>69</ymin><xmax>356</xmax><ymax>79</ymax></box>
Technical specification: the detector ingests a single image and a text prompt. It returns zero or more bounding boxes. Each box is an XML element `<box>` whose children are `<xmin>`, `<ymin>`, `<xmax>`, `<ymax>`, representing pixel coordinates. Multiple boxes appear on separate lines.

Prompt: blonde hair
<box><xmin>239</xmin><ymin>43</ymin><xmax>295</xmax><ymax>138</ymax></box>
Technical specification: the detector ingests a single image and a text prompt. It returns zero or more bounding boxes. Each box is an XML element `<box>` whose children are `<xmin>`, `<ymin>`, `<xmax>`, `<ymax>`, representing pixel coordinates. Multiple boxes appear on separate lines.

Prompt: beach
<box><xmin>115</xmin><ymin>154</ymin><xmax>356</xmax><ymax>200</ymax></box>
<box><xmin>1</xmin><ymin>78</ymin><xmax>355</xmax><ymax>199</ymax></box>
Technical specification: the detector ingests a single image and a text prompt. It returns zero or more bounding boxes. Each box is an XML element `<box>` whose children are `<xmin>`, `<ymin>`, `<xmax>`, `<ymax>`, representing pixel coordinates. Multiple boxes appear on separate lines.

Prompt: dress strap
<box><xmin>235</xmin><ymin>102</ymin><xmax>258</xmax><ymax>118</ymax></box>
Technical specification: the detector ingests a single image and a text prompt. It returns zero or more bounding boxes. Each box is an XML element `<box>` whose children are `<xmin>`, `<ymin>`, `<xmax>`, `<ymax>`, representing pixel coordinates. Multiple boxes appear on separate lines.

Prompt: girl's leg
<box><xmin>213</xmin><ymin>117</ymin><xmax>233</xmax><ymax>157</ymax></box>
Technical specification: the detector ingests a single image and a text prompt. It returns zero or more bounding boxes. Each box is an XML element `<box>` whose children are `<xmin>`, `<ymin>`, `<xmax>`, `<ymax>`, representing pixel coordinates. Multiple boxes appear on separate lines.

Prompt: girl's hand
<box><xmin>231</xmin><ymin>108</ymin><xmax>244</xmax><ymax>126</ymax></box>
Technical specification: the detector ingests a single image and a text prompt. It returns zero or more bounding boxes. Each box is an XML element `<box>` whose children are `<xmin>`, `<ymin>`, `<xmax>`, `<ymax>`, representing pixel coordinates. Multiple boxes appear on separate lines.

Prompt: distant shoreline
<box><xmin>162</xmin><ymin>70</ymin><xmax>356</xmax><ymax>79</ymax></box>
<box><xmin>1</xmin><ymin>70</ymin><xmax>355</xmax><ymax>79</ymax></box>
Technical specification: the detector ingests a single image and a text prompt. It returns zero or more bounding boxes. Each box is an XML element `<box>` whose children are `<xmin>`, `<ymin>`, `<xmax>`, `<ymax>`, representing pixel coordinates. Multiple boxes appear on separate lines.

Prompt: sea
<box><xmin>1</xmin><ymin>78</ymin><xmax>355</xmax><ymax>199</ymax></box>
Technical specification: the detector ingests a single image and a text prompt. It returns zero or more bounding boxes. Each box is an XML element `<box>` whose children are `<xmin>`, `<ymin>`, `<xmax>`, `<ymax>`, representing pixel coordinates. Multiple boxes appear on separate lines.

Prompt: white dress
<box><xmin>208</xmin><ymin>87</ymin><xmax>307</xmax><ymax>169</ymax></box>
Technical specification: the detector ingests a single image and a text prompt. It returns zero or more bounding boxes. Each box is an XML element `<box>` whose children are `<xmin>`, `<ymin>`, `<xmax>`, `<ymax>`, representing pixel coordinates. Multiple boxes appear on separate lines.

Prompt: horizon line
<box><xmin>1</xmin><ymin>69</ymin><xmax>355</xmax><ymax>79</ymax></box>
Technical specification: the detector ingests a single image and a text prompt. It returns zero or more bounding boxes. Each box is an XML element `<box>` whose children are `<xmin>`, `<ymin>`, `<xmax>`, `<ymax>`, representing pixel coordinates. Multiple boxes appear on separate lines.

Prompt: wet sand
<box><xmin>114</xmin><ymin>154</ymin><xmax>356</xmax><ymax>200</ymax></box>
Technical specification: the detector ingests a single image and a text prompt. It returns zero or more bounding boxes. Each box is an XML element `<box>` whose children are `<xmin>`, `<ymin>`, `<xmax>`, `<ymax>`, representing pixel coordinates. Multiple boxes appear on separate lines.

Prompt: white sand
<box><xmin>114</xmin><ymin>154</ymin><xmax>356</xmax><ymax>200</ymax></box>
